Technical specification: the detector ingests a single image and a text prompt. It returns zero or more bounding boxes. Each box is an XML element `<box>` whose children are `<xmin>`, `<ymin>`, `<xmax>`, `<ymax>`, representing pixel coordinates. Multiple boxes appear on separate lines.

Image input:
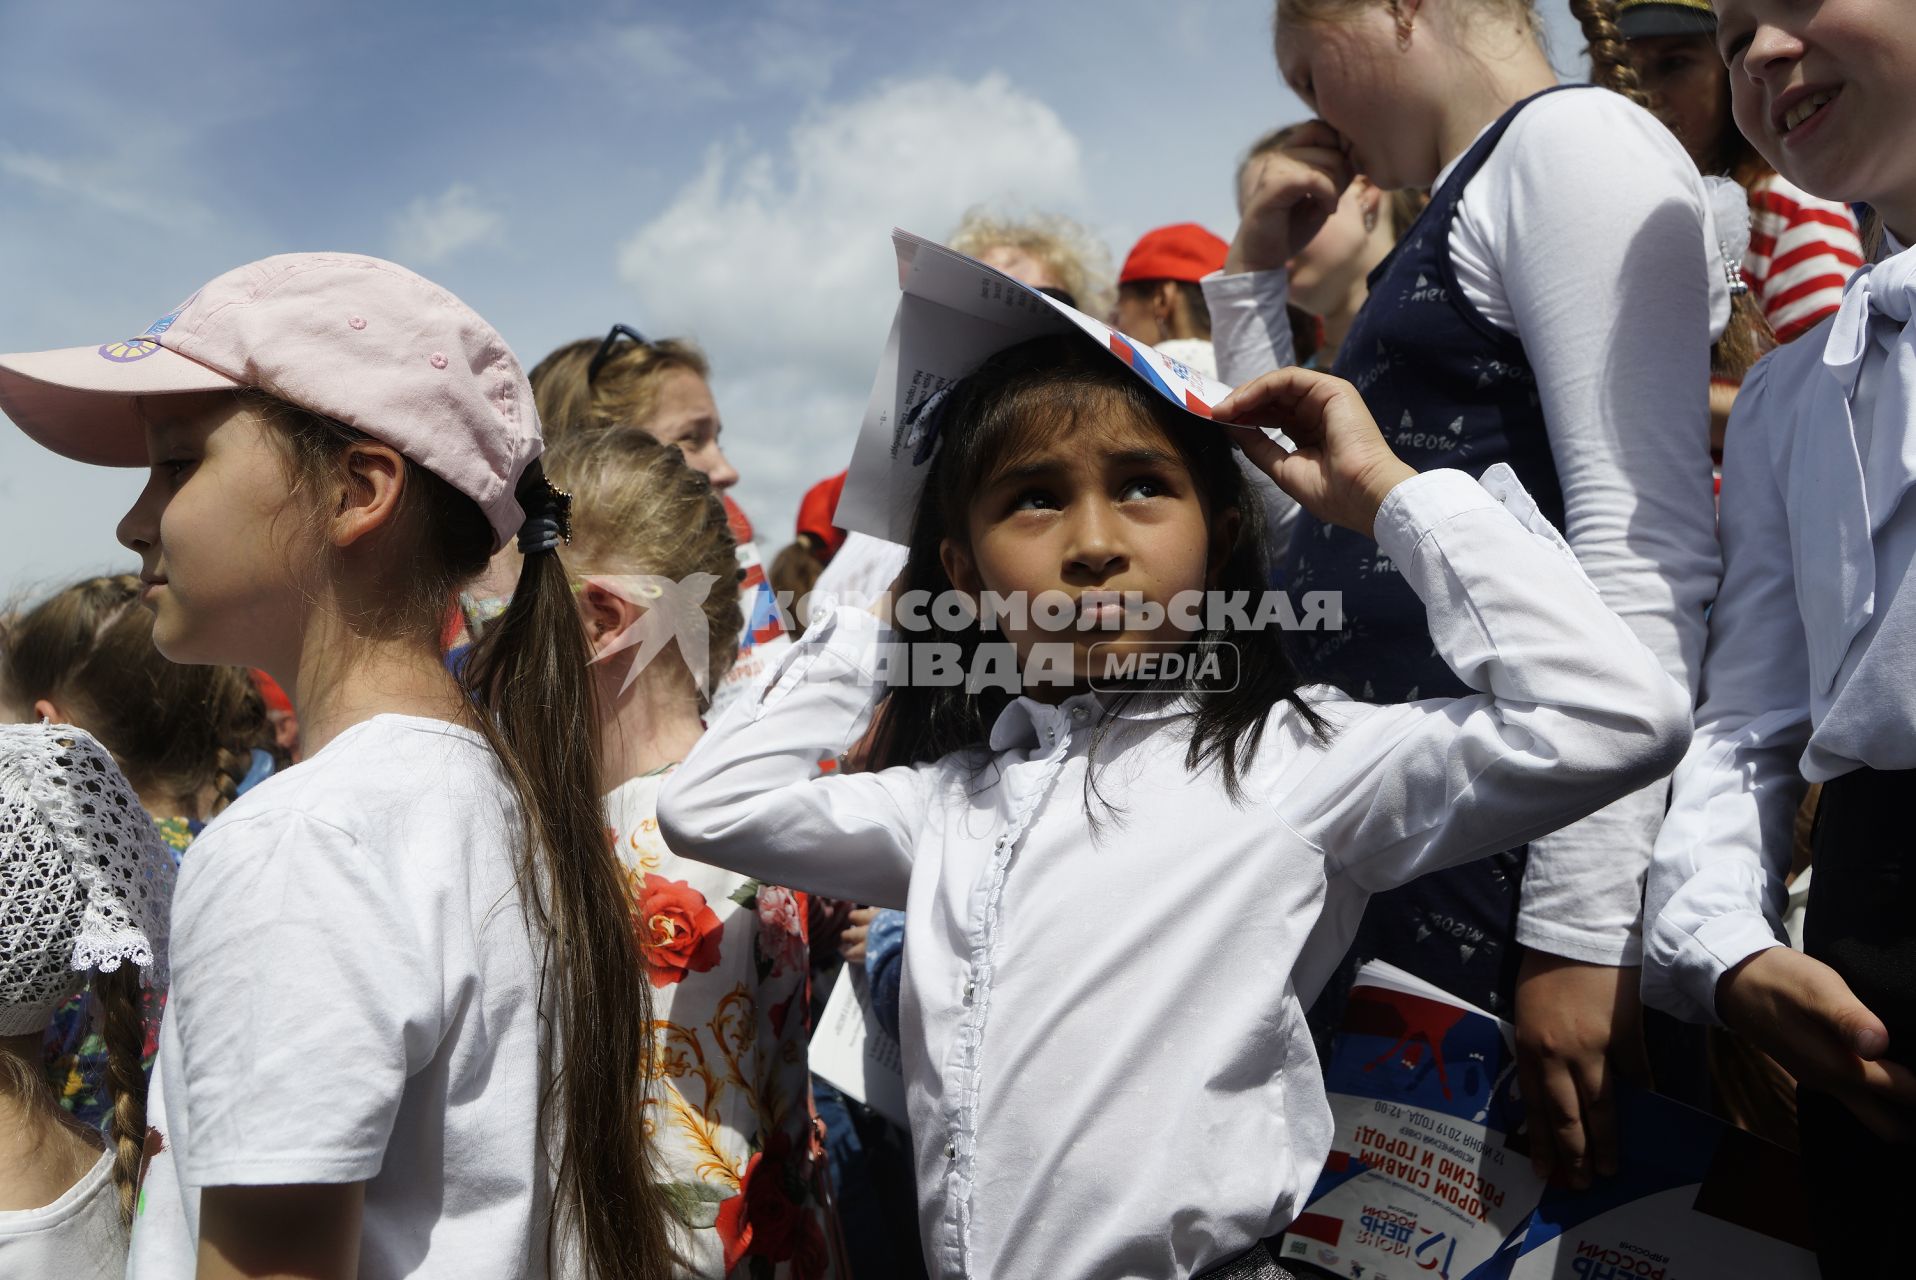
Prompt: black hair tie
<box><xmin>516</xmin><ymin>460</ymin><xmax>574</xmax><ymax>555</ymax></box>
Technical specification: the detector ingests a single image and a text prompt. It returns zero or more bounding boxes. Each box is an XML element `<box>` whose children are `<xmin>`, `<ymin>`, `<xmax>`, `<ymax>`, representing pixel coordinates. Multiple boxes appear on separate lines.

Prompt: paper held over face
<box><xmin>835</xmin><ymin>228</ymin><xmax>1240</xmax><ymax>545</ymax></box>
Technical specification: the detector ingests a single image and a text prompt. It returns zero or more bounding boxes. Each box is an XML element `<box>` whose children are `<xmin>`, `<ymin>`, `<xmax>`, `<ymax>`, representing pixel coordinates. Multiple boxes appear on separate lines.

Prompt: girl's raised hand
<box><xmin>1216</xmin><ymin>366</ymin><xmax>1415</xmax><ymax>539</ymax></box>
<box><xmin>1227</xmin><ymin>120</ymin><xmax>1354</xmax><ymax>275</ymax></box>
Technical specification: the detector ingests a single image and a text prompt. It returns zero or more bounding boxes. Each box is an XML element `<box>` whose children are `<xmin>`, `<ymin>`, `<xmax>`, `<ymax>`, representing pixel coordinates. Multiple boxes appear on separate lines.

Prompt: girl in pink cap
<box><xmin>0</xmin><ymin>254</ymin><xmax>675</xmax><ymax>1280</ymax></box>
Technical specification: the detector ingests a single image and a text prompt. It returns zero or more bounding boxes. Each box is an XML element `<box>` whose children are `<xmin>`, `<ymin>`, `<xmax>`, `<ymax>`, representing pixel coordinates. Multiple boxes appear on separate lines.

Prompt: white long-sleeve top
<box><xmin>1645</xmin><ymin>240</ymin><xmax>1916</xmax><ymax>1025</ymax></box>
<box><xmin>1202</xmin><ymin>87</ymin><xmax>1723</xmax><ymax>966</ymax></box>
<box><xmin>659</xmin><ymin>467</ymin><xmax>1691</xmax><ymax>1279</ymax></box>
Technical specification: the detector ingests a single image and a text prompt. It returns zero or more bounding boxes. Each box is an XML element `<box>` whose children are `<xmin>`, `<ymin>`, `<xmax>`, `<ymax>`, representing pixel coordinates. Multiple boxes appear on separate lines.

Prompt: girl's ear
<box><xmin>577</xmin><ymin>580</ymin><xmax>645</xmax><ymax>660</ymax></box>
<box><xmin>939</xmin><ymin>537</ymin><xmax>981</xmax><ymax>595</ymax></box>
<box><xmin>1153</xmin><ymin>281</ymin><xmax>1180</xmax><ymax>326</ymax></box>
<box><xmin>32</xmin><ymin>697</ymin><xmax>65</xmax><ymax>725</ymax></box>
<box><xmin>330</xmin><ymin>442</ymin><xmax>409</xmax><ymax>548</ymax></box>
<box><xmin>1357</xmin><ymin>179</ymin><xmax>1384</xmax><ymax>233</ymax></box>
<box><xmin>1207</xmin><ymin>506</ymin><xmax>1243</xmax><ymax>588</ymax></box>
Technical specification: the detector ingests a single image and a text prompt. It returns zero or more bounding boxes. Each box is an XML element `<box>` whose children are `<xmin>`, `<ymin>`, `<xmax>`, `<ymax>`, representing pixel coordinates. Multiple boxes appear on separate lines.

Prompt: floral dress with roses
<box><xmin>612</xmin><ymin>765</ymin><xmax>844</xmax><ymax>1280</ymax></box>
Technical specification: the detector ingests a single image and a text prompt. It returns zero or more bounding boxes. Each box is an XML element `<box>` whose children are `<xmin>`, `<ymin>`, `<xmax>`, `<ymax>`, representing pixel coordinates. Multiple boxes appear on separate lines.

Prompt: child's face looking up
<box><xmin>940</xmin><ymin>405</ymin><xmax>1234</xmax><ymax>699</ymax></box>
<box><xmin>1715</xmin><ymin>0</ymin><xmax>1916</xmax><ymax>236</ymax></box>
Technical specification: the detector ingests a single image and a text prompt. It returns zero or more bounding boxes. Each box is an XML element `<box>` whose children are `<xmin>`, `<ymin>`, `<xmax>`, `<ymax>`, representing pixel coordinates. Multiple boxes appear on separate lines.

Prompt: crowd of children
<box><xmin>0</xmin><ymin>0</ymin><xmax>1907</xmax><ymax>1275</ymax></box>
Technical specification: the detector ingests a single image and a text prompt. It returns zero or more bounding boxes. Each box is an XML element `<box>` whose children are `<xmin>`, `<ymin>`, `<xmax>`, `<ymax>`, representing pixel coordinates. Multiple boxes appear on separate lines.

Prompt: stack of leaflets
<box><xmin>1281</xmin><ymin>962</ymin><xmax>1817</xmax><ymax>1280</ymax></box>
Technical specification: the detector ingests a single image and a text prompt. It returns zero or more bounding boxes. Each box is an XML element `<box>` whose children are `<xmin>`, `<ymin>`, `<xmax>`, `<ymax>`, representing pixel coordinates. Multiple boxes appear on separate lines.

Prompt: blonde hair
<box><xmin>527</xmin><ymin>336</ymin><xmax>712</xmax><ymax>448</ymax></box>
<box><xmin>1276</xmin><ymin>0</ymin><xmax>1542</xmax><ymax>41</ymax></box>
<box><xmin>947</xmin><ymin>207</ymin><xmax>1117</xmax><ymax>319</ymax></box>
<box><xmin>542</xmin><ymin>426</ymin><xmax>743</xmax><ymax>704</ymax></box>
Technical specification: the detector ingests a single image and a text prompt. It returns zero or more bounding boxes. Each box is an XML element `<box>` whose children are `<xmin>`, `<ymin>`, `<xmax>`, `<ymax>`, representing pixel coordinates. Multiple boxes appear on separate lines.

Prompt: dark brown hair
<box><xmin>1116</xmin><ymin>279</ymin><xmax>1215</xmax><ymax>340</ymax></box>
<box><xmin>259</xmin><ymin>392</ymin><xmax>676</xmax><ymax>1280</ymax></box>
<box><xmin>0</xmin><ymin>574</ymin><xmax>266</xmax><ymax>820</ymax></box>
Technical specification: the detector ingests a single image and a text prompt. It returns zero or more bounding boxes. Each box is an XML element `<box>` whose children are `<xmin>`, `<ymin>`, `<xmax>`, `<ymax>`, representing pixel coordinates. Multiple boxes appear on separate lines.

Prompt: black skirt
<box><xmin>1799</xmin><ymin>765</ymin><xmax>1916</xmax><ymax>1274</ymax></box>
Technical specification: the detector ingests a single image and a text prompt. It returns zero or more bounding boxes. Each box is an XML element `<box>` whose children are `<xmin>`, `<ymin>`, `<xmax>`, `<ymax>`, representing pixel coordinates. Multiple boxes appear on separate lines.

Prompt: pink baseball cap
<box><xmin>0</xmin><ymin>253</ymin><xmax>542</xmax><ymax>551</ymax></box>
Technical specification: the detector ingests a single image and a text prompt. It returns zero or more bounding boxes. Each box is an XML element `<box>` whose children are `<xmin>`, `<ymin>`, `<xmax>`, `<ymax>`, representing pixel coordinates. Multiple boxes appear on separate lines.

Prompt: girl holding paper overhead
<box><xmin>656</xmin><ymin>241</ymin><xmax>1692</xmax><ymax>1280</ymax></box>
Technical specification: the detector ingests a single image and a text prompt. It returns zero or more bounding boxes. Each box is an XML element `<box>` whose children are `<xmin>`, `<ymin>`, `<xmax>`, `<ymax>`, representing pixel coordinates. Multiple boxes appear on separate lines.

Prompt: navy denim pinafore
<box><xmin>1286</xmin><ymin>86</ymin><xmax>1589</xmax><ymax>1030</ymax></box>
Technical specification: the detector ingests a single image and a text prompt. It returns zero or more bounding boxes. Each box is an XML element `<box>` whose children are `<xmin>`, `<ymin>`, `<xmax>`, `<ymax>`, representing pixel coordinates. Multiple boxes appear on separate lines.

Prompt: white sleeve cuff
<box><xmin>1370</xmin><ymin>468</ymin><xmax>1500</xmax><ymax>568</ymax></box>
<box><xmin>1647</xmin><ymin>907</ymin><xmax>1785</xmax><ymax>1025</ymax></box>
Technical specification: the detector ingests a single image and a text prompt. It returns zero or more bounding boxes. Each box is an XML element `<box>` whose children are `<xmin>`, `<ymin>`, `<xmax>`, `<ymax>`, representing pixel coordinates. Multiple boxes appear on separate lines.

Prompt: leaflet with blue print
<box><xmin>836</xmin><ymin>228</ymin><xmax>1235</xmax><ymax>544</ymax></box>
<box><xmin>1280</xmin><ymin>962</ymin><xmax>1816</xmax><ymax>1280</ymax></box>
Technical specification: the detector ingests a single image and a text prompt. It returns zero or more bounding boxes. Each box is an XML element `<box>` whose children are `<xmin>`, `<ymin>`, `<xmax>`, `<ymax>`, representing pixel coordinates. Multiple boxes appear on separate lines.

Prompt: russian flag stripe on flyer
<box><xmin>835</xmin><ymin>228</ymin><xmax>1236</xmax><ymax>544</ymax></box>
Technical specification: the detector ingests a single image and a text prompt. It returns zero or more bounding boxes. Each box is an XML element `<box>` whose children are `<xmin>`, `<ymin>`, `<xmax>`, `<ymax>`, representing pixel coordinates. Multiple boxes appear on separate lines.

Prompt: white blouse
<box><xmin>659</xmin><ymin>467</ymin><xmax>1691</xmax><ymax>1279</ymax></box>
<box><xmin>1203</xmin><ymin>87</ymin><xmax>1724</xmax><ymax>968</ymax></box>
<box><xmin>1645</xmin><ymin>240</ymin><xmax>1916</xmax><ymax>1025</ymax></box>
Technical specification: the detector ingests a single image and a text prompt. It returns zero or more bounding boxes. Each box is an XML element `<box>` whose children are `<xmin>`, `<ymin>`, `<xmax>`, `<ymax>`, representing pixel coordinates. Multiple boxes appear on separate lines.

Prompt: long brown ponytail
<box><xmin>1574</xmin><ymin>0</ymin><xmax>1776</xmax><ymax>380</ymax></box>
<box><xmin>94</xmin><ymin>964</ymin><xmax>149</xmax><ymax>1226</ymax></box>
<box><xmin>264</xmin><ymin>392</ymin><xmax>676</xmax><ymax>1280</ymax></box>
<box><xmin>461</xmin><ymin>537</ymin><xmax>677</xmax><ymax>1280</ymax></box>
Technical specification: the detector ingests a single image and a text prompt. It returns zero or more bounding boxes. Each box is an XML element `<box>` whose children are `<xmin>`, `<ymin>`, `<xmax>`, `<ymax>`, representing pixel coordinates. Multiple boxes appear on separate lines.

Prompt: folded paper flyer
<box><xmin>835</xmin><ymin>228</ymin><xmax>1236</xmax><ymax>544</ymax></box>
<box><xmin>1281</xmin><ymin>961</ymin><xmax>1817</xmax><ymax>1280</ymax></box>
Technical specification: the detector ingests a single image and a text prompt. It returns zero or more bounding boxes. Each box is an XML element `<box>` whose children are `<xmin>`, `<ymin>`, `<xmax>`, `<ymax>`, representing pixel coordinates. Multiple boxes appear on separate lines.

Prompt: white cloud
<box><xmin>390</xmin><ymin>184</ymin><xmax>505</xmax><ymax>264</ymax></box>
<box><xmin>607</xmin><ymin>21</ymin><xmax>732</xmax><ymax>103</ymax></box>
<box><xmin>616</xmin><ymin>73</ymin><xmax>1088</xmax><ymax>542</ymax></box>
<box><xmin>0</xmin><ymin>140</ymin><xmax>211</xmax><ymax>230</ymax></box>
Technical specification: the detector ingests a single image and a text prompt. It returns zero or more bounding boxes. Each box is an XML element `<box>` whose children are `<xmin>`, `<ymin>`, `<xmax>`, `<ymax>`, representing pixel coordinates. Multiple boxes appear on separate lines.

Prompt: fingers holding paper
<box><xmin>1215</xmin><ymin>366</ymin><xmax>1415</xmax><ymax>540</ymax></box>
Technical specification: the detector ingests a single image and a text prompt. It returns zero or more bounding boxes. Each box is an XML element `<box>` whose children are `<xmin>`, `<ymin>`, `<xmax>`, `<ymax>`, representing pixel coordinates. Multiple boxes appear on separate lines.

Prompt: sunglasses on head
<box><xmin>587</xmin><ymin>323</ymin><xmax>650</xmax><ymax>384</ymax></box>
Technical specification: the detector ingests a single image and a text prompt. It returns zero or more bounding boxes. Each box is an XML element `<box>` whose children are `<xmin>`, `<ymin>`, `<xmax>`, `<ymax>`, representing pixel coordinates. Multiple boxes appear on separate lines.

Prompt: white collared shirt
<box><xmin>660</xmin><ymin>468</ymin><xmax>1690</xmax><ymax>1279</ymax></box>
<box><xmin>1645</xmin><ymin>238</ymin><xmax>1916</xmax><ymax>1026</ymax></box>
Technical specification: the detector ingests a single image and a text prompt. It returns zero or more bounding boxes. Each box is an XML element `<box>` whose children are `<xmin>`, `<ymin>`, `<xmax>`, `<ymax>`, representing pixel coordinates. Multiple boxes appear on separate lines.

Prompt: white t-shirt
<box><xmin>128</xmin><ymin>714</ymin><xmax>559</xmax><ymax>1280</ymax></box>
<box><xmin>0</xmin><ymin>1150</ymin><xmax>125</xmax><ymax>1280</ymax></box>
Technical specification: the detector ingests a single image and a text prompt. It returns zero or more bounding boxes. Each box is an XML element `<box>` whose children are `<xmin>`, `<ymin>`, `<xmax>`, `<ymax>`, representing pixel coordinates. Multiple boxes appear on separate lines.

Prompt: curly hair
<box><xmin>947</xmin><ymin>206</ymin><xmax>1117</xmax><ymax>319</ymax></box>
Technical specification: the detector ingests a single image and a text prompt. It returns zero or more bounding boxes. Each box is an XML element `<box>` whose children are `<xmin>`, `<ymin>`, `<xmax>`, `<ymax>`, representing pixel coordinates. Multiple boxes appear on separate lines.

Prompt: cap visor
<box><xmin>1617</xmin><ymin>7</ymin><xmax>1716</xmax><ymax>38</ymax></box>
<box><xmin>0</xmin><ymin>343</ymin><xmax>242</xmax><ymax>467</ymax></box>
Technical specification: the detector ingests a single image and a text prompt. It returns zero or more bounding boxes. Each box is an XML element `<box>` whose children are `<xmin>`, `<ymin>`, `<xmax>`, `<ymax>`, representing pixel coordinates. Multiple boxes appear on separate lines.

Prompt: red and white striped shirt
<box><xmin>1745</xmin><ymin>172</ymin><xmax>1865</xmax><ymax>343</ymax></box>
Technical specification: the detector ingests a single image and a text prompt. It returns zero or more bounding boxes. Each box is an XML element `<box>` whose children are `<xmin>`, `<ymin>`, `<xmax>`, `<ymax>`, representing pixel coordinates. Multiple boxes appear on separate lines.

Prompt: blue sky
<box><xmin>0</xmin><ymin>0</ymin><xmax>1589</xmax><ymax>599</ymax></box>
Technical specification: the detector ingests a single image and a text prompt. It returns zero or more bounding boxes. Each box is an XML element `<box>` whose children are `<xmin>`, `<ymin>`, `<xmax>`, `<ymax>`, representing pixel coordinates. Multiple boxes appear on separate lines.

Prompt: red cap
<box><xmin>251</xmin><ymin>669</ymin><xmax>293</xmax><ymax>715</ymax></box>
<box><xmin>1118</xmin><ymin>224</ymin><xmax>1229</xmax><ymax>285</ymax></box>
<box><xmin>796</xmin><ymin>471</ymin><xmax>849</xmax><ymax>561</ymax></box>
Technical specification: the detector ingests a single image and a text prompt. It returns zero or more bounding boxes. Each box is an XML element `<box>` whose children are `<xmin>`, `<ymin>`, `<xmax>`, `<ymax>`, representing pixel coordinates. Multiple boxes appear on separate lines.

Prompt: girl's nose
<box><xmin>1744</xmin><ymin>23</ymin><xmax>1805</xmax><ymax>83</ymax></box>
<box><xmin>1065</xmin><ymin>510</ymin><xmax>1127</xmax><ymax>580</ymax></box>
<box><xmin>117</xmin><ymin>479</ymin><xmax>159</xmax><ymax>553</ymax></box>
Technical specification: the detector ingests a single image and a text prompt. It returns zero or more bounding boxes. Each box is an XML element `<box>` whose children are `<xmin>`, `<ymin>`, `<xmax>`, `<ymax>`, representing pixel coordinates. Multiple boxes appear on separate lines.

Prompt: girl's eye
<box><xmin>1119</xmin><ymin>477</ymin><xmax>1167</xmax><ymax>502</ymax></box>
<box><xmin>1719</xmin><ymin>30</ymin><xmax>1752</xmax><ymax>65</ymax></box>
<box><xmin>162</xmin><ymin>459</ymin><xmax>197</xmax><ymax>483</ymax></box>
<box><xmin>1011</xmin><ymin>488</ymin><xmax>1059</xmax><ymax>512</ymax></box>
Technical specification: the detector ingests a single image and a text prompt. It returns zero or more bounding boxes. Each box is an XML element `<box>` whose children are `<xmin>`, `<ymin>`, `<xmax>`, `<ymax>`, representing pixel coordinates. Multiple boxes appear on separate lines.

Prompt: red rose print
<box><xmin>635</xmin><ymin>874</ymin><xmax>725</xmax><ymax>989</ymax></box>
<box><xmin>756</xmin><ymin>884</ymin><xmax>808</xmax><ymax>979</ymax></box>
<box><xmin>714</xmin><ymin>1132</ymin><xmax>803</xmax><ymax>1268</ymax></box>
